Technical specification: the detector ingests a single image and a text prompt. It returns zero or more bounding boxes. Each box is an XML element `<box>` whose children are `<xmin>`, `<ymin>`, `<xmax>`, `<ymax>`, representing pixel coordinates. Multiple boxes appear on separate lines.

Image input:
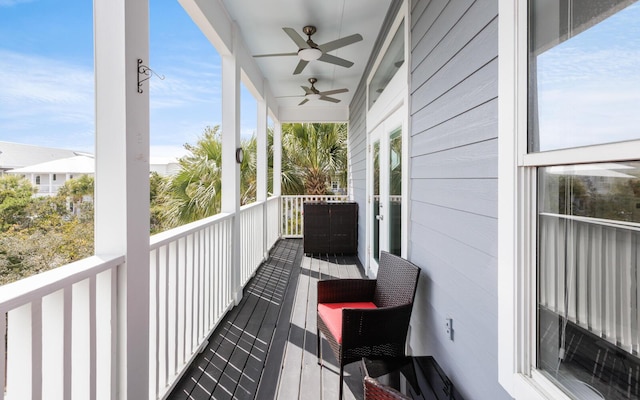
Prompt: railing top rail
<box><xmin>240</xmin><ymin>200</ymin><xmax>265</xmax><ymax>212</ymax></box>
<box><xmin>150</xmin><ymin>212</ymin><xmax>234</xmax><ymax>249</ymax></box>
<box><xmin>540</xmin><ymin>212</ymin><xmax>640</xmax><ymax>232</ymax></box>
<box><xmin>0</xmin><ymin>254</ymin><xmax>124</xmax><ymax>311</ymax></box>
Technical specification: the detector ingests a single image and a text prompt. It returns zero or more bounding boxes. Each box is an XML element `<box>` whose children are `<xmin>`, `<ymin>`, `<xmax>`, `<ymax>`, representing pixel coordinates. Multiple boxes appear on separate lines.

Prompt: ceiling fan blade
<box><xmin>298</xmin><ymin>98</ymin><xmax>310</xmax><ymax>106</ymax></box>
<box><xmin>253</xmin><ymin>52</ymin><xmax>298</xmax><ymax>58</ymax></box>
<box><xmin>293</xmin><ymin>59</ymin><xmax>309</xmax><ymax>75</ymax></box>
<box><xmin>319</xmin><ymin>33</ymin><xmax>363</xmax><ymax>53</ymax></box>
<box><xmin>319</xmin><ymin>96</ymin><xmax>340</xmax><ymax>103</ymax></box>
<box><xmin>319</xmin><ymin>88</ymin><xmax>348</xmax><ymax>96</ymax></box>
<box><xmin>283</xmin><ymin>27</ymin><xmax>309</xmax><ymax>49</ymax></box>
<box><xmin>301</xmin><ymin>85</ymin><xmax>313</xmax><ymax>95</ymax></box>
<box><xmin>318</xmin><ymin>53</ymin><xmax>354</xmax><ymax>68</ymax></box>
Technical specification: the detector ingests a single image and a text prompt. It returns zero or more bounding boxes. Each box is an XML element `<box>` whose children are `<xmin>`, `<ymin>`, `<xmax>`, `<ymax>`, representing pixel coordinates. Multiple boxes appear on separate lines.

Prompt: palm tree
<box><xmin>162</xmin><ymin>126</ymin><xmax>223</xmax><ymax>226</ymax></box>
<box><xmin>281</xmin><ymin>123</ymin><xmax>347</xmax><ymax>195</ymax></box>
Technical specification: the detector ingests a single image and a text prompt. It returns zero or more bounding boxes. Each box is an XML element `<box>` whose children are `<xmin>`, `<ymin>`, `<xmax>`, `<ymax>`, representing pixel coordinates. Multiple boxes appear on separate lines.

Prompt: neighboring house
<box><xmin>150</xmin><ymin>157</ymin><xmax>180</xmax><ymax>176</ymax></box>
<box><xmin>6</xmin><ymin>155</ymin><xmax>94</xmax><ymax>197</ymax></box>
<box><xmin>0</xmin><ymin>141</ymin><xmax>77</xmax><ymax>175</ymax></box>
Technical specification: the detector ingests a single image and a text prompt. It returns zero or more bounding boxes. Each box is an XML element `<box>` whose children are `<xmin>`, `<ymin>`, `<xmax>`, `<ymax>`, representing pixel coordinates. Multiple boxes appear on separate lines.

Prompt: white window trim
<box><xmin>499</xmin><ymin>1</ymin><xmax>640</xmax><ymax>399</ymax></box>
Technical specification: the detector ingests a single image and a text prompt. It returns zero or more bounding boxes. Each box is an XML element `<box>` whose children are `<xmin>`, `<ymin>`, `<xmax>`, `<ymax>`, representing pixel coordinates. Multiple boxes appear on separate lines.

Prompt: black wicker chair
<box><xmin>317</xmin><ymin>251</ymin><xmax>420</xmax><ymax>399</ymax></box>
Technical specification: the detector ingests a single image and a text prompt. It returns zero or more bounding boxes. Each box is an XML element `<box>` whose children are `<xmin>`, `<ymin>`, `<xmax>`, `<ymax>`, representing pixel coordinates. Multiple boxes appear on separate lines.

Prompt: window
<box><xmin>528</xmin><ymin>1</ymin><xmax>640</xmax><ymax>399</ymax></box>
<box><xmin>35</xmin><ymin>175</ymin><xmax>40</xmax><ymax>185</ymax></box>
<box><xmin>53</xmin><ymin>174</ymin><xmax>57</xmax><ymax>181</ymax></box>
<box><xmin>368</xmin><ymin>19</ymin><xmax>405</xmax><ymax>109</ymax></box>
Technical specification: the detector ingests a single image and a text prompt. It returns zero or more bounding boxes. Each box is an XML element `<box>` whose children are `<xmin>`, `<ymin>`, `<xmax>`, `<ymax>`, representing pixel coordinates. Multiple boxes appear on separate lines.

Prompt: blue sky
<box><xmin>535</xmin><ymin>3</ymin><xmax>640</xmax><ymax>151</ymax></box>
<box><xmin>0</xmin><ymin>0</ymin><xmax>257</xmax><ymax>159</ymax></box>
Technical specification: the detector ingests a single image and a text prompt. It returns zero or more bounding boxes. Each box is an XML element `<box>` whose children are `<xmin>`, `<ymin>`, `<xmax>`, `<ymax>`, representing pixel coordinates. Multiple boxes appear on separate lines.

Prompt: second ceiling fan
<box><xmin>291</xmin><ymin>78</ymin><xmax>348</xmax><ymax>106</ymax></box>
<box><xmin>254</xmin><ymin>25</ymin><xmax>363</xmax><ymax>75</ymax></box>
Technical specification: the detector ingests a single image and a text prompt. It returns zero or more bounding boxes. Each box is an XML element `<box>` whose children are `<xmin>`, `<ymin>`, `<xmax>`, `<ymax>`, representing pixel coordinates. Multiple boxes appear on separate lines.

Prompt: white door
<box><xmin>368</xmin><ymin>108</ymin><xmax>404</xmax><ymax>273</ymax></box>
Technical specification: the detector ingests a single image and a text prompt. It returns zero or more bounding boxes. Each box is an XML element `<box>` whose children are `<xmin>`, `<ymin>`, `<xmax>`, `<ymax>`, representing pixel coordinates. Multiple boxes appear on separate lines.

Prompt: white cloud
<box><xmin>0</xmin><ymin>0</ymin><xmax>34</xmax><ymax>6</ymax></box>
<box><xmin>0</xmin><ymin>49</ymin><xmax>94</xmax><ymax>148</ymax></box>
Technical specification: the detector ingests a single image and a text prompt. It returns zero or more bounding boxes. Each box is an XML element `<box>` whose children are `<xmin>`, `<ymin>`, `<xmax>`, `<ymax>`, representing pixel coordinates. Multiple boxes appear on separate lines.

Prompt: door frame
<box><xmin>365</xmin><ymin>2</ymin><xmax>410</xmax><ymax>277</ymax></box>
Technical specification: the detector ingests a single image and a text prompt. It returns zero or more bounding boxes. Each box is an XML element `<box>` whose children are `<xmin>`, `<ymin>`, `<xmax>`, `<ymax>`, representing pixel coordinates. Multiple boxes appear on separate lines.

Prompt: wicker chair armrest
<box><xmin>364</xmin><ymin>375</ymin><xmax>411</xmax><ymax>400</ymax></box>
<box><xmin>341</xmin><ymin>304</ymin><xmax>414</xmax><ymax>349</ymax></box>
<box><xmin>317</xmin><ymin>278</ymin><xmax>376</xmax><ymax>303</ymax></box>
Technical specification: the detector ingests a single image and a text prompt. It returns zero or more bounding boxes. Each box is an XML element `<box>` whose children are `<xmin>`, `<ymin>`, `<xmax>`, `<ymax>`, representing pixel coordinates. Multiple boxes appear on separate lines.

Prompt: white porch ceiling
<box><xmin>220</xmin><ymin>0</ymin><xmax>393</xmax><ymax>122</ymax></box>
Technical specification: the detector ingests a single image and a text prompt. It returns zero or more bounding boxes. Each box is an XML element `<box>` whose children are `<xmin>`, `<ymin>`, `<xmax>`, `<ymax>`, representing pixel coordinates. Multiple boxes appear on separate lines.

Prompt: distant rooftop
<box><xmin>7</xmin><ymin>155</ymin><xmax>94</xmax><ymax>175</ymax></box>
<box><xmin>0</xmin><ymin>141</ymin><xmax>80</xmax><ymax>171</ymax></box>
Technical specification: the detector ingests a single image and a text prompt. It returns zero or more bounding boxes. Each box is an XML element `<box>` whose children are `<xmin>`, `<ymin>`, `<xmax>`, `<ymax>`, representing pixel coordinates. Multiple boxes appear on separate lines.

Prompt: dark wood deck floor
<box><xmin>167</xmin><ymin>239</ymin><xmax>367</xmax><ymax>400</ymax></box>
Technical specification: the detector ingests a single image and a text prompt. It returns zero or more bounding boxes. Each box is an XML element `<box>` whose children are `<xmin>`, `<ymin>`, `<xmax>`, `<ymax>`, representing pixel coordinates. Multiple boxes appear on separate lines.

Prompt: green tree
<box><xmin>0</xmin><ymin>175</ymin><xmax>36</xmax><ymax>230</ymax></box>
<box><xmin>57</xmin><ymin>174</ymin><xmax>94</xmax><ymax>215</ymax></box>
<box><xmin>150</xmin><ymin>172</ymin><xmax>171</xmax><ymax>234</ymax></box>
<box><xmin>281</xmin><ymin>123</ymin><xmax>347</xmax><ymax>195</ymax></box>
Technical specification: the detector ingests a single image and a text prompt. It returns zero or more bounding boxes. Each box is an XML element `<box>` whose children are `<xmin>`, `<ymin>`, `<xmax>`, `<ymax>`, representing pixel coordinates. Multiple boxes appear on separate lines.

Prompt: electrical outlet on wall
<box><xmin>445</xmin><ymin>318</ymin><xmax>454</xmax><ymax>341</ymax></box>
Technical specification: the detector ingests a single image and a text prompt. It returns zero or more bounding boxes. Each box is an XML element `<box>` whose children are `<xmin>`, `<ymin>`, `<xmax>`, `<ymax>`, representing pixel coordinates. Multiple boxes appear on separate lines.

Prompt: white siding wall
<box><xmin>349</xmin><ymin>1</ymin><xmax>510</xmax><ymax>397</ymax></box>
<box><xmin>408</xmin><ymin>0</ymin><xmax>510</xmax><ymax>399</ymax></box>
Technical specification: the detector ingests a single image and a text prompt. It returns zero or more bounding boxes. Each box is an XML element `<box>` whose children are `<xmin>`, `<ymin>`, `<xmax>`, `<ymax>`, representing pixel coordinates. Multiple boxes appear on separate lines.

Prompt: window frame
<box><xmin>498</xmin><ymin>1</ymin><xmax>640</xmax><ymax>399</ymax></box>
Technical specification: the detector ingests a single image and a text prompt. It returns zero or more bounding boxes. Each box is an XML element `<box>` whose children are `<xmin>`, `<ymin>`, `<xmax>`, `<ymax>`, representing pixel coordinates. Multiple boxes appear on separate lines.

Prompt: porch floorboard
<box><xmin>167</xmin><ymin>239</ymin><xmax>367</xmax><ymax>400</ymax></box>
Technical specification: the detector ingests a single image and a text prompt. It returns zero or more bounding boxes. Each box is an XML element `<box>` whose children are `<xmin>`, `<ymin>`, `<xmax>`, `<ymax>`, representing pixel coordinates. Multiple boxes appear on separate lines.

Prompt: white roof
<box><xmin>0</xmin><ymin>141</ymin><xmax>78</xmax><ymax>170</ymax></box>
<box><xmin>7</xmin><ymin>155</ymin><xmax>94</xmax><ymax>174</ymax></box>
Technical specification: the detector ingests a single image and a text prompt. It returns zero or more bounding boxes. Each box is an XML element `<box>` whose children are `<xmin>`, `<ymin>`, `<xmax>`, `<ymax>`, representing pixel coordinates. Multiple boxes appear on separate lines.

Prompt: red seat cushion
<box><xmin>318</xmin><ymin>302</ymin><xmax>377</xmax><ymax>343</ymax></box>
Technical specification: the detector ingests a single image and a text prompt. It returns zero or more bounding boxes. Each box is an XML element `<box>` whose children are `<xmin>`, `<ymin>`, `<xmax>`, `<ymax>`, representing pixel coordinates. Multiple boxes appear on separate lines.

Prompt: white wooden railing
<box><xmin>266</xmin><ymin>196</ymin><xmax>280</xmax><ymax>250</ymax></box>
<box><xmin>281</xmin><ymin>195</ymin><xmax>348</xmax><ymax>237</ymax></box>
<box><xmin>240</xmin><ymin>202</ymin><xmax>265</xmax><ymax>286</ymax></box>
<box><xmin>539</xmin><ymin>213</ymin><xmax>640</xmax><ymax>355</ymax></box>
<box><xmin>0</xmin><ymin>254</ymin><xmax>124</xmax><ymax>400</ymax></box>
<box><xmin>0</xmin><ymin>197</ymin><xmax>285</xmax><ymax>400</ymax></box>
<box><xmin>149</xmin><ymin>212</ymin><xmax>235</xmax><ymax>399</ymax></box>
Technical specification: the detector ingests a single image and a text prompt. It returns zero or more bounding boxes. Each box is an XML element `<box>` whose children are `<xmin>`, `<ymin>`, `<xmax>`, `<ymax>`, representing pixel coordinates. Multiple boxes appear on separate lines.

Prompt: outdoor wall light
<box><xmin>235</xmin><ymin>147</ymin><xmax>244</xmax><ymax>164</ymax></box>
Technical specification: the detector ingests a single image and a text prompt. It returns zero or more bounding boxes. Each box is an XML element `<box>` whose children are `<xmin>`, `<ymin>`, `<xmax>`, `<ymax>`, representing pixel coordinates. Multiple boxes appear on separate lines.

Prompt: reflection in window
<box><xmin>529</xmin><ymin>1</ymin><xmax>640</xmax><ymax>152</ymax></box>
<box><xmin>530</xmin><ymin>2</ymin><xmax>640</xmax><ymax>398</ymax></box>
<box><xmin>368</xmin><ymin>20</ymin><xmax>405</xmax><ymax>109</ymax></box>
<box><xmin>538</xmin><ymin>163</ymin><xmax>640</xmax><ymax>399</ymax></box>
<box><xmin>389</xmin><ymin>129</ymin><xmax>402</xmax><ymax>256</ymax></box>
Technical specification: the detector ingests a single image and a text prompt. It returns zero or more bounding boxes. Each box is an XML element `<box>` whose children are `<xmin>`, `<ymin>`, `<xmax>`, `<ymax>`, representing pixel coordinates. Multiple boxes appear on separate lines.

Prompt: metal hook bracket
<box><xmin>137</xmin><ymin>58</ymin><xmax>165</xmax><ymax>93</ymax></box>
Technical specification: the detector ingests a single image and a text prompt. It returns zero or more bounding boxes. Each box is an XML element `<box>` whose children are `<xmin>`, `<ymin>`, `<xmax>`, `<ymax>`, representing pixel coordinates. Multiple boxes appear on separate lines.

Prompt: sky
<box><xmin>534</xmin><ymin>3</ymin><xmax>640</xmax><ymax>152</ymax></box>
<box><xmin>0</xmin><ymin>0</ymin><xmax>257</xmax><ymax>159</ymax></box>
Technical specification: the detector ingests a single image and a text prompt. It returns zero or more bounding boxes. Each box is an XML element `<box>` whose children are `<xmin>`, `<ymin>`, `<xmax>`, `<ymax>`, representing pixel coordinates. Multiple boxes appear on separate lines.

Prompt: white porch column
<box><xmin>256</xmin><ymin>97</ymin><xmax>267</xmax><ymax>202</ymax></box>
<box><xmin>94</xmin><ymin>0</ymin><xmax>150</xmax><ymax>398</ymax></box>
<box><xmin>273</xmin><ymin>122</ymin><xmax>282</xmax><ymax>197</ymax></box>
<box><xmin>48</xmin><ymin>173</ymin><xmax>53</xmax><ymax>195</ymax></box>
<box><xmin>257</xmin><ymin>95</ymin><xmax>268</xmax><ymax>257</ymax></box>
<box><xmin>221</xmin><ymin>26</ymin><xmax>242</xmax><ymax>304</ymax></box>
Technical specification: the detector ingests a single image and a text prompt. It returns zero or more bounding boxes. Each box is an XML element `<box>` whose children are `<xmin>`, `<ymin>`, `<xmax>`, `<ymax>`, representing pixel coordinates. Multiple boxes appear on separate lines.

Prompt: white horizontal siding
<box><xmin>408</xmin><ymin>0</ymin><xmax>509</xmax><ymax>399</ymax></box>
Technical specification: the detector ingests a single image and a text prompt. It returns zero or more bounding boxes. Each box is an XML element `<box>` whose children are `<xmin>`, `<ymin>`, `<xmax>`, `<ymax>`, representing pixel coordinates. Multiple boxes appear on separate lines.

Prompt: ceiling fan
<box><xmin>280</xmin><ymin>78</ymin><xmax>348</xmax><ymax>106</ymax></box>
<box><xmin>254</xmin><ymin>26</ymin><xmax>363</xmax><ymax>75</ymax></box>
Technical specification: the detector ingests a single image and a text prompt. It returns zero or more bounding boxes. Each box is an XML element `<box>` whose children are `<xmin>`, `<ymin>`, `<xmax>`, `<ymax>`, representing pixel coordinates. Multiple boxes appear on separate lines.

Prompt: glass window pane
<box><xmin>368</xmin><ymin>20</ymin><xmax>405</xmax><ymax>109</ymax></box>
<box><xmin>389</xmin><ymin>129</ymin><xmax>402</xmax><ymax>256</ymax></box>
<box><xmin>529</xmin><ymin>1</ymin><xmax>640</xmax><ymax>152</ymax></box>
<box><xmin>537</xmin><ymin>162</ymin><xmax>640</xmax><ymax>399</ymax></box>
<box><xmin>373</xmin><ymin>141</ymin><xmax>380</xmax><ymax>263</ymax></box>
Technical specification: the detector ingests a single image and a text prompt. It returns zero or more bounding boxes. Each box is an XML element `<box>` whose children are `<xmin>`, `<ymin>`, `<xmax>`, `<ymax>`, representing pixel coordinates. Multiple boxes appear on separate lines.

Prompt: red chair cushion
<box><xmin>318</xmin><ymin>302</ymin><xmax>377</xmax><ymax>343</ymax></box>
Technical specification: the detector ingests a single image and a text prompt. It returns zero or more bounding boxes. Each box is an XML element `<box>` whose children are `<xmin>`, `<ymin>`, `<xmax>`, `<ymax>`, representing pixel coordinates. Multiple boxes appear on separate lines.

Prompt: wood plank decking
<box><xmin>167</xmin><ymin>239</ymin><xmax>367</xmax><ymax>400</ymax></box>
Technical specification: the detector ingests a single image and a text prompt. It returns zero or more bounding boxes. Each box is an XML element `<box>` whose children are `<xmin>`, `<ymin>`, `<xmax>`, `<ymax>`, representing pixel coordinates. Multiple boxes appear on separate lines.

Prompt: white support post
<box><xmin>257</xmin><ymin>95</ymin><xmax>268</xmax><ymax>258</ymax></box>
<box><xmin>94</xmin><ymin>0</ymin><xmax>150</xmax><ymax>398</ymax></box>
<box><xmin>273</xmin><ymin>122</ymin><xmax>282</xmax><ymax>197</ymax></box>
<box><xmin>49</xmin><ymin>173</ymin><xmax>54</xmax><ymax>195</ymax></box>
<box><xmin>221</xmin><ymin>26</ymin><xmax>242</xmax><ymax>305</ymax></box>
<box><xmin>273</xmin><ymin>122</ymin><xmax>282</xmax><ymax>238</ymax></box>
<box><xmin>257</xmin><ymin>98</ymin><xmax>267</xmax><ymax>203</ymax></box>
